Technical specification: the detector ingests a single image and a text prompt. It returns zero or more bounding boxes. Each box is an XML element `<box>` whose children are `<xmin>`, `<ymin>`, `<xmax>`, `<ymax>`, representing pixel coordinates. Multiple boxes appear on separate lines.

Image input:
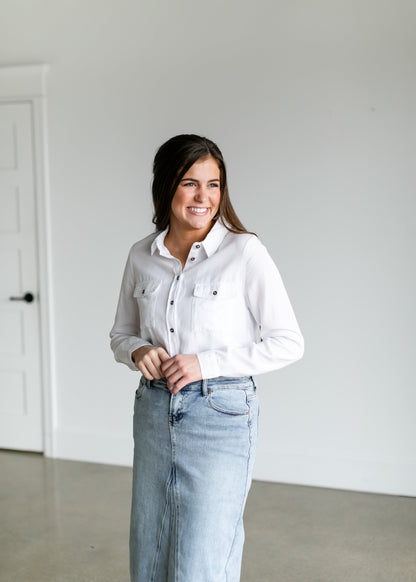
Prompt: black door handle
<box><xmin>9</xmin><ymin>292</ymin><xmax>35</xmax><ymax>303</ymax></box>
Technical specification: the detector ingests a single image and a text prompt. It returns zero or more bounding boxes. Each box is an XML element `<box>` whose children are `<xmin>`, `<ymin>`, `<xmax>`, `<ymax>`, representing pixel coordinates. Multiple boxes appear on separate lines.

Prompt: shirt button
<box><xmin>213</xmin><ymin>290</ymin><xmax>218</xmax><ymax>295</ymax></box>
<box><xmin>195</xmin><ymin>244</ymin><xmax>200</xmax><ymax>249</ymax></box>
<box><xmin>176</xmin><ymin>275</ymin><xmax>180</xmax><ymax>280</ymax></box>
<box><xmin>190</xmin><ymin>257</ymin><xmax>195</xmax><ymax>261</ymax></box>
<box><xmin>170</xmin><ymin>328</ymin><xmax>174</xmax><ymax>333</ymax></box>
<box><xmin>170</xmin><ymin>300</ymin><xmax>174</xmax><ymax>305</ymax></box>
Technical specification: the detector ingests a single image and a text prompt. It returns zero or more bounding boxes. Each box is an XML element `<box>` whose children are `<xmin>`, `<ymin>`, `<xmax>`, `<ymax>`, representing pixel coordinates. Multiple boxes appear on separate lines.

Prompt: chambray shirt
<box><xmin>110</xmin><ymin>220</ymin><xmax>304</xmax><ymax>379</ymax></box>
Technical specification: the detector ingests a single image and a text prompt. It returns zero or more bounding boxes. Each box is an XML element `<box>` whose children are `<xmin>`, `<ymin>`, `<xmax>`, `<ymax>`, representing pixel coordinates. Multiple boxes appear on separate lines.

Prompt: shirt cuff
<box><xmin>196</xmin><ymin>350</ymin><xmax>220</xmax><ymax>380</ymax></box>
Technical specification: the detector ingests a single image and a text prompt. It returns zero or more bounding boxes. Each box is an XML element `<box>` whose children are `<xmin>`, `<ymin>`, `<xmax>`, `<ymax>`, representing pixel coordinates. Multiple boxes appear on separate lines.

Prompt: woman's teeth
<box><xmin>188</xmin><ymin>207</ymin><xmax>208</xmax><ymax>214</ymax></box>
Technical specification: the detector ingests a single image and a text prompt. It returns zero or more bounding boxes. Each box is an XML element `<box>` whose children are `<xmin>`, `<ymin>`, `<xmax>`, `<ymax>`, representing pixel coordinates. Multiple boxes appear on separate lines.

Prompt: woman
<box><xmin>110</xmin><ymin>134</ymin><xmax>304</xmax><ymax>582</ymax></box>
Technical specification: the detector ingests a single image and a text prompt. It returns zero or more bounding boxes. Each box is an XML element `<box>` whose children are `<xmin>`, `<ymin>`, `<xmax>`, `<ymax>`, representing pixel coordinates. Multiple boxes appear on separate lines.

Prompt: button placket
<box><xmin>187</xmin><ymin>244</ymin><xmax>201</xmax><ymax>267</ymax></box>
<box><xmin>167</xmin><ymin>270</ymin><xmax>181</xmax><ymax>351</ymax></box>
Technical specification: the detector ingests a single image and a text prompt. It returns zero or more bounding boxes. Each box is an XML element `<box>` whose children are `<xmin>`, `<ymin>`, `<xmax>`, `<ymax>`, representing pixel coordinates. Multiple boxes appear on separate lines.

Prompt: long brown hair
<box><xmin>152</xmin><ymin>134</ymin><xmax>251</xmax><ymax>234</ymax></box>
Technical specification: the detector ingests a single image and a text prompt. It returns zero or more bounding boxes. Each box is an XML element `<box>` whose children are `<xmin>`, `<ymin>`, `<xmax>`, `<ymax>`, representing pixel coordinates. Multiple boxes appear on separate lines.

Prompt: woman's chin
<box><xmin>182</xmin><ymin>216</ymin><xmax>214</xmax><ymax>232</ymax></box>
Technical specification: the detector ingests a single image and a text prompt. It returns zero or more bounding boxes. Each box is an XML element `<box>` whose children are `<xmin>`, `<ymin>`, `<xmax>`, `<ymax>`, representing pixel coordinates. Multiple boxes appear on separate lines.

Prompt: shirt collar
<box><xmin>151</xmin><ymin>227</ymin><xmax>169</xmax><ymax>256</ymax></box>
<box><xmin>200</xmin><ymin>219</ymin><xmax>229</xmax><ymax>256</ymax></box>
<box><xmin>150</xmin><ymin>219</ymin><xmax>229</xmax><ymax>258</ymax></box>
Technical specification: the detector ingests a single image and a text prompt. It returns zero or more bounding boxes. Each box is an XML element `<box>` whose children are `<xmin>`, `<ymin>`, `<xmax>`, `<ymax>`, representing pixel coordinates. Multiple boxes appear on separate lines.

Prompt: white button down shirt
<box><xmin>110</xmin><ymin>220</ymin><xmax>304</xmax><ymax>379</ymax></box>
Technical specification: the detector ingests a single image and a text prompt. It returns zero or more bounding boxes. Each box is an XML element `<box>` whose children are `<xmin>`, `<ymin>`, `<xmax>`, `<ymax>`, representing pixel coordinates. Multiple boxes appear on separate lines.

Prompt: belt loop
<box><xmin>201</xmin><ymin>378</ymin><xmax>208</xmax><ymax>396</ymax></box>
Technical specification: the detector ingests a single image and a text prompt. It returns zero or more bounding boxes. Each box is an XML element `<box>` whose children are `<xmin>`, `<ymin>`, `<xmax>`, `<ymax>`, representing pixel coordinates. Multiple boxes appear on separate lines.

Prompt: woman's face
<box><xmin>169</xmin><ymin>157</ymin><xmax>221</xmax><ymax>236</ymax></box>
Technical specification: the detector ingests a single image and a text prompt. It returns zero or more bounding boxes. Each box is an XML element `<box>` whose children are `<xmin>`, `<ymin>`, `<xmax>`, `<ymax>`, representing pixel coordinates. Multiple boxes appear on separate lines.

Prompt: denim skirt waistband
<box><xmin>141</xmin><ymin>375</ymin><xmax>254</xmax><ymax>395</ymax></box>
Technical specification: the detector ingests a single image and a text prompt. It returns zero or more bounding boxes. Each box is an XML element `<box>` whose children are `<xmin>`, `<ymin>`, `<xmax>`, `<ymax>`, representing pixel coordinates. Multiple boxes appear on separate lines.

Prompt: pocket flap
<box><xmin>133</xmin><ymin>280</ymin><xmax>161</xmax><ymax>297</ymax></box>
<box><xmin>193</xmin><ymin>282</ymin><xmax>235</xmax><ymax>299</ymax></box>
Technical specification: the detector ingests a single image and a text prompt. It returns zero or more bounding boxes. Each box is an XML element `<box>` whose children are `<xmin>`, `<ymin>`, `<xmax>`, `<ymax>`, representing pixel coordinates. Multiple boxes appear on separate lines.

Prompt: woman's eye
<box><xmin>184</xmin><ymin>182</ymin><xmax>195</xmax><ymax>187</ymax></box>
<box><xmin>209</xmin><ymin>183</ymin><xmax>219</xmax><ymax>188</ymax></box>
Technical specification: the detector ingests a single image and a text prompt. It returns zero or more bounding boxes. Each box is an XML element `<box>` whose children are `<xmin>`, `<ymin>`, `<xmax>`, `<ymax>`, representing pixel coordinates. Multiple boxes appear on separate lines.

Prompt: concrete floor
<box><xmin>1</xmin><ymin>451</ymin><xmax>415</xmax><ymax>582</ymax></box>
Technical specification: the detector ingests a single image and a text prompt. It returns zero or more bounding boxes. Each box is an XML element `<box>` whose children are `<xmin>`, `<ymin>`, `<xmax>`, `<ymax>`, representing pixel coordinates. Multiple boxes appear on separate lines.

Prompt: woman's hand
<box><xmin>161</xmin><ymin>354</ymin><xmax>202</xmax><ymax>394</ymax></box>
<box><xmin>132</xmin><ymin>345</ymin><xmax>170</xmax><ymax>380</ymax></box>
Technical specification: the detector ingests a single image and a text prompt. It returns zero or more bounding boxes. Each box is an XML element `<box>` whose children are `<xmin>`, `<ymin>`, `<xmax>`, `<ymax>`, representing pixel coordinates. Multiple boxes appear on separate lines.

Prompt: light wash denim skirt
<box><xmin>130</xmin><ymin>375</ymin><xmax>259</xmax><ymax>582</ymax></box>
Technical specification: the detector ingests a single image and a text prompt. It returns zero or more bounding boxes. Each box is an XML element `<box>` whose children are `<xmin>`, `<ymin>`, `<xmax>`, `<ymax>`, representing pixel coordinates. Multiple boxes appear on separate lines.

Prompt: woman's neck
<box><xmin>164</xmin><ymin>221</ymin><xmax>214</xmax><ymax>267</ymax></box>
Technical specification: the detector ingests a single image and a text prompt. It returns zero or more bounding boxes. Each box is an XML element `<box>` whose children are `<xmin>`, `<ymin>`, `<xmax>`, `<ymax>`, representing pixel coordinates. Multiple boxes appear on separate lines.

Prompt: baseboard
<box><xmin>254</xmin><ymin>447</ymin><xmax>416</xmax><ymax>496</ymax></box>
<box><xmin>51</xmin><ymin>428</ymin><xmax>416</xmax><ymax>496</ymax></box>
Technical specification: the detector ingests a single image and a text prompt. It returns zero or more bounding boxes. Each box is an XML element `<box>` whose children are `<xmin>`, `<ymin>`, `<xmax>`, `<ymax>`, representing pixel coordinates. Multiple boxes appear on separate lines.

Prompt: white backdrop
<box><xmin>1</xmin><ymin>0</ymin><xmax>415</xmax><ymax>495</ymax></box>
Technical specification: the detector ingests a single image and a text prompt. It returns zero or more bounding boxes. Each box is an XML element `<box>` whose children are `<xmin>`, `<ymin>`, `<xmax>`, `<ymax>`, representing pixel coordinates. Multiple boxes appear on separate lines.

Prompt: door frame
<box><xmin>0</xmin><ymin>65</ymin><xmax>55</xmax><ymax>456</ymax></box>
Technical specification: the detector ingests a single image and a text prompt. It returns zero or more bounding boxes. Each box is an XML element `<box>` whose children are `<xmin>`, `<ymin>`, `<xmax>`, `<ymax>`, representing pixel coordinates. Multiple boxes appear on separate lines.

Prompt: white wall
<box><xmin>1</xmin><ymin>0</ymin><xmax>415</xmax><ymax>495</ymax></box>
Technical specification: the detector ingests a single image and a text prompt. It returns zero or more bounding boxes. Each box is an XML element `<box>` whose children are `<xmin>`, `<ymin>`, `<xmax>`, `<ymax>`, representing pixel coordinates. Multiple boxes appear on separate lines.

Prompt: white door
<box><xmin>0</xmin><ymin>101</ymin><xmax>43</xmax><ymax>451</ymax></box>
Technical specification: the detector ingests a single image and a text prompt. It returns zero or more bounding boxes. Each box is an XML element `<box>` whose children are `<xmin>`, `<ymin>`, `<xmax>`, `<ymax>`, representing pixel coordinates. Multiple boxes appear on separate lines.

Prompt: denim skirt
<box><xmin>130</xmin><ymin>375</ymin><xmax>259</xmax><ymax>582</ymax></box>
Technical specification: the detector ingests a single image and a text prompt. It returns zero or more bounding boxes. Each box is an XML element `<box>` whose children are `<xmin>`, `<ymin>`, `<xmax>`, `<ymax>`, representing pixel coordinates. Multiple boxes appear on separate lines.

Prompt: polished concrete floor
<box><xmin>1</xmin><ymin>450</ymin><xmax>415</xmax><ymax>582</ymax></box>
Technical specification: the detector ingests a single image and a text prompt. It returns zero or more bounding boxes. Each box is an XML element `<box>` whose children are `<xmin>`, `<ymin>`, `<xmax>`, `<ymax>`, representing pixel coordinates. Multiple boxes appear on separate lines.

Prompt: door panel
<box><xmin>0</xmin><ymin>102</ymin><xmax>43</xmax><ymax>451</ymax></box>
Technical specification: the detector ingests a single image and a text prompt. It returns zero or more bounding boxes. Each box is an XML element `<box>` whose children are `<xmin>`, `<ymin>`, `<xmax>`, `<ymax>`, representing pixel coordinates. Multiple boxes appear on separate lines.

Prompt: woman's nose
<box><xmin>194</xmin><ymin>187</ymin><xmax>207</xmax><ymax>201</ymax></box>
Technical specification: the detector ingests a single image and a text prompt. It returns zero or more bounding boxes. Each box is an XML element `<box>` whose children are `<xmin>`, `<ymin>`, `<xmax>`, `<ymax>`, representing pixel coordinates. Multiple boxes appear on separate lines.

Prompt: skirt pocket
<box><xmin>207</xmin><ymin>388</ymin><xmax>250</xmax><ymax>416</ymax></box>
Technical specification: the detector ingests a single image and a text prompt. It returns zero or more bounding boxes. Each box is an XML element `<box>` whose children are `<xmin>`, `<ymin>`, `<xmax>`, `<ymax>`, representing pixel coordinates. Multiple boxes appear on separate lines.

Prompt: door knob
<box><xmin>9</xmin><ymin>292</ymin><xmax>35</xmax><ymax>303</ymax></box>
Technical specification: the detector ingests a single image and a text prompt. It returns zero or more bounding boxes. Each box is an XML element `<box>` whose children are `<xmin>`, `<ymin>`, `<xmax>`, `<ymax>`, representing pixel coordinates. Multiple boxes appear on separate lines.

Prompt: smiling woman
<box><xmin>110</xmin><ymin>134</ymin><xmax>304</xmax><ymax>582</ymax></box>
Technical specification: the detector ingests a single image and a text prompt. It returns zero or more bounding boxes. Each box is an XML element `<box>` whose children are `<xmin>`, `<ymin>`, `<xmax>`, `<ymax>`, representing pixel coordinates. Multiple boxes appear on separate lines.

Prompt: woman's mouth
<box><xmin>187</xmin><ymin>207</ymin><xmax>209</xmax><ymax>215</ymax></box>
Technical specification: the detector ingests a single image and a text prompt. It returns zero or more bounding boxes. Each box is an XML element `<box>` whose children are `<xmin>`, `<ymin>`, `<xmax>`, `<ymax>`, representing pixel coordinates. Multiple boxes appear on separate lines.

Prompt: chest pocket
<box><xmin>191</xmin><ymin>282</ymin><xmax>237</xmax><ymax>335</ymax></box>
<box><xmin>133</xmin><ymin>280</ymin><xmax>161</xmax><ymax>329</ymax></box>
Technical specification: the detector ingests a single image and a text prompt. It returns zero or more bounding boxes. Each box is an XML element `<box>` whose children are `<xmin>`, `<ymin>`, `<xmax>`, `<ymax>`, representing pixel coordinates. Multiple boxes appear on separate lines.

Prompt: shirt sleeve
<box><xmin>196</xmin><ymin>236</ymin><xmax>304</xmax><ymax>378</ymax></box>
<box><xmin>109</xmin><ymin>249</ymin><xmax>153</xmax><ymax>370</ymax></box>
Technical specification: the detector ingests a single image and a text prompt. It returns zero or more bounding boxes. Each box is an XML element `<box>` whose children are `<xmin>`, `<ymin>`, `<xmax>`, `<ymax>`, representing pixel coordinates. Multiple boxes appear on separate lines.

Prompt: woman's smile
<box><xmin>187</xmin><ymin>206</ymin><xmax>210</xmax><ymax>215</ymax></box>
